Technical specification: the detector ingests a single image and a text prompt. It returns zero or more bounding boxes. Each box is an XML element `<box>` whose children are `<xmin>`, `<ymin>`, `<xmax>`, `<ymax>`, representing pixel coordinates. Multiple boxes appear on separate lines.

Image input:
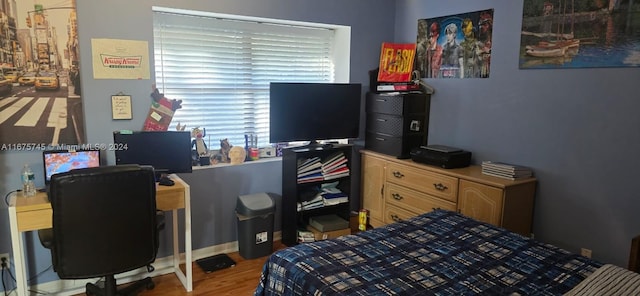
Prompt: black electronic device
<box><xmin>269</xmin><ymin>82</ymin><xmax>362</xmax><ymax>145</ymax></box>
<box><xmin>113</xmin><ymin>131</ymin><xmax>193</xmax><ymax>179</ymax></box>
<box><xmin>43</xmin><ymin>149</ymin><xmax>102</xmax><ymax>185</ymax></box>
<box><xmin>410</xmin><ymin>145</ymin><xmax>472</xmax><ymax>169</ymax></box>
<box><xmin>158</xmin><ymin>176</ymin><xmax>175</xmax><ymax>186</ymax></box>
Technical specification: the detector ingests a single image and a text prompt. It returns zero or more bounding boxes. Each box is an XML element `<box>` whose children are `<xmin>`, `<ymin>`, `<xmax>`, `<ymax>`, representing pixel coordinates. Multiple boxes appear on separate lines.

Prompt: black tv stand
<box><xmin>301</xmin><ymin>140</ymin><xmax>335</xmax><ymax>150</ymax></box>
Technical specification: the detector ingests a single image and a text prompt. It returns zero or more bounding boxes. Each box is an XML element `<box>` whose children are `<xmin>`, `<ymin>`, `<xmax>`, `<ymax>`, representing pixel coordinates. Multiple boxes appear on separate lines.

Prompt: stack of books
<box><xmin>319</xmin><ymin>182</ymin><xmax>348</xmax><ymax>206</ymax></box>
<box><xmin>296</xmin><ymin>182</ymin><xmax>349</xmax><ymax>211</ymax></box>
<box><xmin>321</xmin><ymin>152</ymin><xmax>350</xmax><ymax>181</ymax></box>
<box><xmin>297</xmin><ymin>195</ymin><xmax>324</xmax><ymax>211</ymax></box>
<box><xmin>481</xmin><ymin>161</ymin><xmax>533</xmax><ymax>180</ymax></box>
<box><xmin>297</xmin><ymin>157</ymin><xmax>323</xmax><ymax>183</ymax></box>
<box><xmin>297</xmin><ymin>153</ymin><xmax>350</xmax><ymax>184</ymax></box>
<box><xmin>297</xmin><ymin>229</ymin><xmax>315</xmax><ymax>243</ymax></box>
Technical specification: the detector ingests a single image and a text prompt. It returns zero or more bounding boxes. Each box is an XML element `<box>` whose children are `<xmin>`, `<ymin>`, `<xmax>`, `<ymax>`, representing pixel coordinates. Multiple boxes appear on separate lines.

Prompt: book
<box><xmin>376</xmin><ymin>82</ymin><xmax>420</xmax><ymax>92</ymax></box>
<box><xmin>481</xmin><ymin>161</ymin><xmax>531</xmax><ymax>172</ymax></box>
<box><xmin>481</xmin><ymin>167</ymin><xmax>532</xmax><ymax>178</ymax></box>
<box><xmin>322</xmin><ymin>158</ymin><xmax>348</xmax><ymax>173</ymax></box>
<box><xmin>377</xmin><ymin>42</ymin><xmax>416</xmax><ymax>83</ymax></box>
<box><xmin>322</xmin><ymin>152</ymin><xmax>345</xmax><ymax>166</ymax></box>
<box><xmin>481</xmin><ymin>170</ymin><xmax>530</xmax><ymax>180</ymax></box>
<box><xmin>298</xmin><ymin>157</ymin><xmax>321</xmax><ymax>173</ymax></box>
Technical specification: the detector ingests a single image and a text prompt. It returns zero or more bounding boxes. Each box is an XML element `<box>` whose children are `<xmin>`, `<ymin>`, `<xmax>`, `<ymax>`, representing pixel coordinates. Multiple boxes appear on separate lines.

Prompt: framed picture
<box><xmin>111</xmin><ymin>95</ymin><xmax>132</xmax><ymax>120</ymax></box>
<box><xmin>519</xmin><ymin>0</ymin><xmax>640</xmax><ymax>69</ymax></box>
<box><xmin>1</xmin><ymin>1</ymin><xmax>86</xmax><ymax>148</ymax></box>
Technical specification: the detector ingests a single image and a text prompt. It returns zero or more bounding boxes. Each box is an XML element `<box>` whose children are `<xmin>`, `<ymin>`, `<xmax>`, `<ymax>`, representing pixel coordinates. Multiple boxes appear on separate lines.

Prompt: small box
<box><xmin>309</xmin><ymin>214</ymin><xmax>349</xmax><ymax>232</ymax></box>
<box><xmin>306</xmin><ymin>225</ymin><xmax>350</xmax><ymax>241</ymax></box>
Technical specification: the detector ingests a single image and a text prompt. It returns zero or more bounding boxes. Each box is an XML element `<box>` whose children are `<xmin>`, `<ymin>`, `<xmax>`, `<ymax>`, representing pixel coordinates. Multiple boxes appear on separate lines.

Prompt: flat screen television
<box><xmin>113</xmin><ymin>131</ymin><xmax>192</xmax><ymax>176</ymax></box>
<box><xmin>42</xmin><ymin>149</ymin><xmax>102</xmax><ymax>185</ymax></box>
<box><xmin>269</xmin><ymin>82</ymin><xmax>362</xmax><ymax>145</ymax></box>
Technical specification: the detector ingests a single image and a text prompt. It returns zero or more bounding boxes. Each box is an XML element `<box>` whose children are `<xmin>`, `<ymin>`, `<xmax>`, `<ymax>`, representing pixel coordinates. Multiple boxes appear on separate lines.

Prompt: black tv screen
<box><xmin>113</xmin><ymin>131</ymin><xmax>192</xmax><ymax>174</ymax></box>
<box><xmin>269</xmin><ymin>82</ymin><xmax>362</xmax><ymax>144</ymax></box>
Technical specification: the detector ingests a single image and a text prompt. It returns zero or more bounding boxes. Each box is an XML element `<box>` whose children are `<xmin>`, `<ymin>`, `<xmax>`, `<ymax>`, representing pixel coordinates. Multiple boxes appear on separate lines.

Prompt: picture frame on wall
<box><xmin>0</xmin><ymin>1</ymin><xmax>86</xmax><ymax>148</ymax></box>
<box><xmin>519</xmin><ymin>0</ymin><xmax>640</xmax><ymax>69</ymax></box>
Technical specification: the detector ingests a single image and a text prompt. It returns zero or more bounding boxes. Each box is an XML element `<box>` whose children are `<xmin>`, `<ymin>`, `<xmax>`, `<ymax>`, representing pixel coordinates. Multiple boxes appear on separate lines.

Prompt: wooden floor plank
<box><xmin>72</xmin><ymin>241</ymin><xmax>285</xmax><ymax>296</ymax></box>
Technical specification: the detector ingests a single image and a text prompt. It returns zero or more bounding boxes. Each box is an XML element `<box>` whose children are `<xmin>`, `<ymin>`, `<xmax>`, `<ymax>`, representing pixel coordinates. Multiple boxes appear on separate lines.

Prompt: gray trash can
<box><xmin>236</xmin><ymin>193</ymin><xmax>275</xmax><ymax>259</ymax></box>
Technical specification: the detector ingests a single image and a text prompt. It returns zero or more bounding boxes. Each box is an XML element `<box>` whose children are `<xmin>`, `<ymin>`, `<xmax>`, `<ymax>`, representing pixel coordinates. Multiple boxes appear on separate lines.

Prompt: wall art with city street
<box><xmin>416</xmin><ymin>9</ymin><xmax>494</xmax><ymax>79</ymax></box>
<box><xmin>0</xmin><ymin>0</ymin><xmax>84</xmax><ymax>147</ymax></box>
<box><xmin>520</xmin><ymin>0</ymin><xmax>640</xmax><ymax>69</ymax></box>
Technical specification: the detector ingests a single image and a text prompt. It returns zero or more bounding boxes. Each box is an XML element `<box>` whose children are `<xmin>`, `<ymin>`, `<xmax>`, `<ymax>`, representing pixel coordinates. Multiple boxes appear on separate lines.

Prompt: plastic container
<box><xmin>21</xmin><ymin>164</ymin><xmax>36</xmax><ymax>197</ymax></box>
<box><xmin>236</xmin><ymin>193</ymin><xmax>275</xmax><ymax>259</ymax></box>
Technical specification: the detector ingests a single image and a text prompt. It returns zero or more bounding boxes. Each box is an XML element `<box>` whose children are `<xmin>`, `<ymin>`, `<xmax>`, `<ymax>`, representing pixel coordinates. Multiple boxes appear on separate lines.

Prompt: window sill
<box><xmin>190</xmin><ymin>157</ymin><xmax>281</xmax><ymax>171</ymax></box>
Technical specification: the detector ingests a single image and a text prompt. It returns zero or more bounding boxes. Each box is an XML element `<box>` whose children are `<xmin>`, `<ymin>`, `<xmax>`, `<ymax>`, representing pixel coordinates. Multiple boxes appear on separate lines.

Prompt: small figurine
<box><xmin>212</xmin><ymin>139</ymin><xmax>232</xmax><ymax>164</ymax></box>
<box><xmin>176</xmin><ymin>122</ymin><xmax>186</xmax><ymax>131</ymax></box>
<box><xmin>191</xmin><ymin>127</ymin><xmax>208</xmax><ymax>156</ymax></box>
<box><xmin>151</xmin><ymin>85</ymin><xmax>183</xmax><ymax>111</ymax></box>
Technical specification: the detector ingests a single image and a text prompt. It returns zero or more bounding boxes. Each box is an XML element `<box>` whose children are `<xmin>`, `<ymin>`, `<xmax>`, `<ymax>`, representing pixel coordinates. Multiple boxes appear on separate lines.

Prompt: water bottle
<box><xmin>21</xmin><ymin>164</ymin><xmax>36</xmax><ymax>197</ymax></box>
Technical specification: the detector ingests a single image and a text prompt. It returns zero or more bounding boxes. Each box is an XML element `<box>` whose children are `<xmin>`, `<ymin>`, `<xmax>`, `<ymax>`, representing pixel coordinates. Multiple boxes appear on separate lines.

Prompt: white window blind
<box><xmin>153</xmin><ymin>10</ymin><xmax>336</xmax><ymax>149</ymax></box>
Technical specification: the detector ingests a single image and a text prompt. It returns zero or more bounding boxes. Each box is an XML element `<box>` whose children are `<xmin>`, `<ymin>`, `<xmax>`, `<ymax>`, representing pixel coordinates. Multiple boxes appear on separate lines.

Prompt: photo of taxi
<box><xmin>19</xmin><ymin>72</ymin><xmax>37</xmax><ymax>86</ymax></box>
<box><xmin>35</xmin><ymin>71</ymin><xmax>60</xmax><ymax>91</ymax></box>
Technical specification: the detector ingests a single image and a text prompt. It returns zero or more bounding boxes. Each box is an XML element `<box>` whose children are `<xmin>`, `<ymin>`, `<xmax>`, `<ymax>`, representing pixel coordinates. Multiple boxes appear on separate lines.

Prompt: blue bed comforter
<box><xmin>255</xmin><ymin>210</ymin><xmax>601</xmax><ymax>295</ymax></box>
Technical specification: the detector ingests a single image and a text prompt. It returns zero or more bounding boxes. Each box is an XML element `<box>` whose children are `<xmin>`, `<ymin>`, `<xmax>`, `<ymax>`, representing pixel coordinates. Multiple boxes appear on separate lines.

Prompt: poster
<box><xmin>377</xmin><ymin>43</ymin><xmax>416</xmax><ymax>82</ymax></box>
<box><xmin>91</xmin><ymin>38</ymin><xmax>150</xmax><ymax>79</ymax></box>
<box><xmin>416</xmin><ymin>9</ymin><xmax>494</xmax><ymax>79</ymax></box>
<box><xmin>0</xmin><ymin>1</ymin><xmax>86</xmax><ymax>148</ymax></box>
<box><xmin>519</xmin><ymin>0</ymin><xmax>640</xmax><ymax>69</ymax></box>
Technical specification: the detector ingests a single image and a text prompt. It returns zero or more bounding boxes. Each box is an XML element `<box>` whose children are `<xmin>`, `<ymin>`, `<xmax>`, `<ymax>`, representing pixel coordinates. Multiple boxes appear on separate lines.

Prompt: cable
<box><xmin>4</xmin><ymin>190</ymin><xmax>21</xmax><ymax>207</ymax></box>
<box><xmin>2</xmin><ymin>266</ymin><xmax>11</xmax><ymax>296</ymax></box>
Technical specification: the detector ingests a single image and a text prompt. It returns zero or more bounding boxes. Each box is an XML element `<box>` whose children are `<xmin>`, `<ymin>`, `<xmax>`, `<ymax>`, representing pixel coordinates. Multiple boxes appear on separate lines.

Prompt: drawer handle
<box><xmin>376</xmin><ymin>118</ymin><xmax>387</xmax><ymax>122</ymax></box>
<box><xmin>392</xmin><ymin>171</ymin><xmax>404</xmax><ymax>178</ymax></box>
<box><xmin>433</xmin><ymin>183</ymin><xmax>448</xmax><ymax>191</ymax></box>
<box><xmin>390</xmin><ymin>214</ymin><xmax>402</xmax><ymax>222</ymax></box>
<box><xmin>392</xmin><ymin>193</ymin><xmax>403</xmax><ymax>200</ymax></box>
<box><xmin>375</xmin><ymin>99</ymin><xmax>387</xmax><ymax>102</ymax></box>
<box><xmin>375</xmin><ymin>137</ymin><xmax>386</xmax><ymax>141</ymax></box>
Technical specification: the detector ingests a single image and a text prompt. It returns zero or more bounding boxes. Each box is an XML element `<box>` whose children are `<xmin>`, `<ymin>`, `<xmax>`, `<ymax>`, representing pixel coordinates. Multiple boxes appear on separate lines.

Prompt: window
<box><xmin>152</xmin><ymin>7</ymin><xmax>351</xmax><ymax>148</ymax></box>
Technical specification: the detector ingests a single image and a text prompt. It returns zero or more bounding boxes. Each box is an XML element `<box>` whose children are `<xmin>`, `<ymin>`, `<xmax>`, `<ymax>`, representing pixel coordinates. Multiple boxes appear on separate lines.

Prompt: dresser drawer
<box><xmin>385</xmin><ymin>183</ymin><xmax>456</xmax><ymax>213</ymax></box>
<box><xmin>366</xmin><ymin>92</ymin><xmax>429</xmax><ymax>116</ymax></box>
<box><xmin>366</xmin><ymin>113</ymin><xmax>429</xmax><ymax>137</ymax></box>
<box><xmin>384</xmin><ymin>204</ymin><xmax>418</xmax><ymax>224</ymax></box>
<box><xmin>386</xmin><ymin>163</ymin><xmax>458</xmax><ymax>202</ymax></box>
<box><xmin>365</xmin><ymin>132</ymin><xmax>425</xmax><ymax>159</ymax></box>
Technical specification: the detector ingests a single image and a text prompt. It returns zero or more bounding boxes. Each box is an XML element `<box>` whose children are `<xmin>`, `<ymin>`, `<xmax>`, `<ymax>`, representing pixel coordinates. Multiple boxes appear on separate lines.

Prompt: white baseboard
<box><xmin>23</xmin><ymin>232</ymin><xmax>281</xmax><ymax>296</ymax></box>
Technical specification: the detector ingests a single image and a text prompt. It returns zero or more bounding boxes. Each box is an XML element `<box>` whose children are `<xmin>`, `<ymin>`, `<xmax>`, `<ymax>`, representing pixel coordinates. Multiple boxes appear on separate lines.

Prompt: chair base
<box><xmin>86</xmin><ymin>274</ymin><xmax>155</xmax><ymax>296</ymax></box>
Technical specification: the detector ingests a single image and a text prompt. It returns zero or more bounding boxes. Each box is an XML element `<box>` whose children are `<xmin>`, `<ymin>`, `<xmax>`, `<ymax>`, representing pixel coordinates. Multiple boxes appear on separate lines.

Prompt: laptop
<box><xmin>42</xmin><ymin>149</ymin><xmax>102</xmax><ymax>192</ymax></box>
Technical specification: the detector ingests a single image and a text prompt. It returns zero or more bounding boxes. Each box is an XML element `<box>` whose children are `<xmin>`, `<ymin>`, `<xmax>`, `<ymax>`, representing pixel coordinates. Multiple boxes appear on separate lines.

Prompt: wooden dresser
<box><xmin>361</xmin><ymin>150</ymin><xmax>537</xmax><ymax>236</ymax></box>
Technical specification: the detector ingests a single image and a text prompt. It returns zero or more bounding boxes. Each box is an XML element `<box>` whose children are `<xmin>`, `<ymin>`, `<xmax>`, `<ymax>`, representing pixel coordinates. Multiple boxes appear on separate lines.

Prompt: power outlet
<box><xmin>0</xmin><ymin>252</ymin><xmax>10</xmax><ymax>269</ymax></box>
<box><xmin>580</xmin><ymin>248</ymin><xmax>592</xmax><ymax>259</ymax></box>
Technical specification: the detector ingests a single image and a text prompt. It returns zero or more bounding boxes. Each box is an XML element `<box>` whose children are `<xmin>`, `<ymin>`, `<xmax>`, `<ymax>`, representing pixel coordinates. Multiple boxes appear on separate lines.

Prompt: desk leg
<box><xmin>8</xmin><ymin>207</ymin><xmax>28</xmax><ymax>296</ymax></box>
<box><xmin>184</xmin><ymin>184</ymin><xmax>192</xmax><ymax>292</ymax></box>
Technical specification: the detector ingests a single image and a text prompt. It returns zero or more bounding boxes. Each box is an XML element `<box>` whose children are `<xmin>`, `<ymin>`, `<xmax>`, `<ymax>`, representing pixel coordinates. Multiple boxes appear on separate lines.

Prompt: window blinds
<box><xmin>153</xmin><ymin>11</ymin><xmax>335</xmax><ymax>149</ymax></box>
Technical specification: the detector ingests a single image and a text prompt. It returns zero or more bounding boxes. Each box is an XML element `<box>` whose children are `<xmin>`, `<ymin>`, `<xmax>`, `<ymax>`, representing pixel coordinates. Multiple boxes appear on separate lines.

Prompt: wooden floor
<box><xmin>73</xmin><ymin>241</ymin><xmax>285</xmax><ymax>296</ymax></box>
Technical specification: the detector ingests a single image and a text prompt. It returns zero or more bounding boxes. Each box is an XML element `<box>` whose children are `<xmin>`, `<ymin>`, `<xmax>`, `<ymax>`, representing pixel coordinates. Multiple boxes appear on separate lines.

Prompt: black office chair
<box><xmin>38</xmin><ymin>164</ymin><xmax>162</xmax><ymax>296</ymax></box>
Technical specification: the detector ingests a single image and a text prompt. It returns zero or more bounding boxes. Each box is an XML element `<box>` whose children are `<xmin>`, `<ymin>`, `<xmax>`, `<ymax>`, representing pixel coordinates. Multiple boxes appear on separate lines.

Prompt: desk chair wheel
<box><xmin>146</xmin><ymin>281</ymin><xmax>156</xmax><ymax>290</ymax></box>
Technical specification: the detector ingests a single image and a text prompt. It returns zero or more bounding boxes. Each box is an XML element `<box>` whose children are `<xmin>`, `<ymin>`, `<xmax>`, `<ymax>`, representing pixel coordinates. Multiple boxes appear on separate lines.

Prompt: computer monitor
<box><xmin>113</xmin><ymin>131</ymin><xmax>193</xmax><ymax>176</ymax></box>
<box><xmin>42</xmin><ymin>149</ymin><xmax>102</xmax><ymax>185</ymax></box>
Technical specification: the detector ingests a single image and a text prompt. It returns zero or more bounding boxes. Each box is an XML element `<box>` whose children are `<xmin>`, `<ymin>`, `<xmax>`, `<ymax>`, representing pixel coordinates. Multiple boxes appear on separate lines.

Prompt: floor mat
<box><xmin>196</xmin><ymin>254</ymin><xmax>236</xmax><ymax>273</ymax></box>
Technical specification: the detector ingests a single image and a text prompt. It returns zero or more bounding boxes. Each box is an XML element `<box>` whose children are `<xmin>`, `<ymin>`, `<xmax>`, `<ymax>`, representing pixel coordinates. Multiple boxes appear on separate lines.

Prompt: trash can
<box><xmin>236</xmin><ymin>193</ymin><xmax>275</xmax><ymax>259</ymax></box>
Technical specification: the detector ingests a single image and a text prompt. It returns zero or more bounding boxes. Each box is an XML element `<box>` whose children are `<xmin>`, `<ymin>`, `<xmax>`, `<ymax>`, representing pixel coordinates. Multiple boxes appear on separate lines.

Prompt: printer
<box><xmin>410</xmin><ymin>145</ymin><xmax>472</xmax><ymax>169</ymax></box>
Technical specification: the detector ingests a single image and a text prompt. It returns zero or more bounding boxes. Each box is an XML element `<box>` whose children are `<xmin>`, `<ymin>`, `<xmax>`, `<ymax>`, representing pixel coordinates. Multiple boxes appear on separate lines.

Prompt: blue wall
<box><xmin>396</xmin><ymin>0</ymin><xmax>640</xmax><ymax>267</ymax></box>
<box><xmin>0</xmin><ymin>0</ymin><xmax>395</xmax><ymax>287</ymax></box>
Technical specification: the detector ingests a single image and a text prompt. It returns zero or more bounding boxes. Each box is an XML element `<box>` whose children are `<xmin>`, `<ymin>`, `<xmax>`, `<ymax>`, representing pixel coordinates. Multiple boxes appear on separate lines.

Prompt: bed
<box><xmin>255</xmin><ymin>209</ymin><xmax>607</xmax><ymax>295</ymax></box>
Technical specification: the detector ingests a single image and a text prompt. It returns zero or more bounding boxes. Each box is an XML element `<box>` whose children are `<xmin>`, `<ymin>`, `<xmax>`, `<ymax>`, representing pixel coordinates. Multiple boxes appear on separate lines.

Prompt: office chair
<box><xmin>38</xmin><ymin>164</ymin><xmax>162</xmax><ymax>296</ymax></box>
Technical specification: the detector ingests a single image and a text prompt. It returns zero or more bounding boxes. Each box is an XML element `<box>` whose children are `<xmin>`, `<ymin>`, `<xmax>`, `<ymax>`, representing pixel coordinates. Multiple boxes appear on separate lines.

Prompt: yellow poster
<box><xmin>91</xmin><ymin>38</ymin><xmax>150</xmax><ymax>79</ymax></box>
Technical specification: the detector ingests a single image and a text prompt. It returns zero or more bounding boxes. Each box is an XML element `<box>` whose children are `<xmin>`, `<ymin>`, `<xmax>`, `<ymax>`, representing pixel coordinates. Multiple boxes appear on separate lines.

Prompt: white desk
<box><xmin>8</xmin><ymin>175</ymin><xmax>193</xmax><ymax>295</ymax></box>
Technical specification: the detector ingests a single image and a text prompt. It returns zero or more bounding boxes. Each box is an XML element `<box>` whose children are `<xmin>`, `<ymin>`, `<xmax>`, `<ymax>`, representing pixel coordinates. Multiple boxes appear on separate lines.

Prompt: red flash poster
<box><xmin>377</xmin><ymin>43</ymin><xmax>416</xmax><ymax>82</ymax></box>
